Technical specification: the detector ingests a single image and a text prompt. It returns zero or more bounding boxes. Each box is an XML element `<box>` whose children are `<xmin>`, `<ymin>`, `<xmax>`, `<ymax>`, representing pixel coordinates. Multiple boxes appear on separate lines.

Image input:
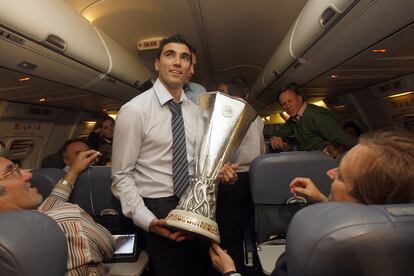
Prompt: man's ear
<box><xmin>155</xmin><ymin>58</ymin><xmax>160</xmax><ymax>72</ymax></box>
<box><xmin>63</xmin><ymin>156</ymin><xmax>70</xmax><ymax>166</ymax></box>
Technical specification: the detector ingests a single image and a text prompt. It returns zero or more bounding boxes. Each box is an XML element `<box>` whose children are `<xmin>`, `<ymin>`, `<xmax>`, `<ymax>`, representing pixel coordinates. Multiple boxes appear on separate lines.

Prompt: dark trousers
<box><xmin>143</xmin><ymin>196</ymin><xmax>214</xmax><ymax>276</ymax></box>
<box><xmin>216</xmin><ymin>172</ymin><xmax>253</xmax><ymax>275</ymax></box>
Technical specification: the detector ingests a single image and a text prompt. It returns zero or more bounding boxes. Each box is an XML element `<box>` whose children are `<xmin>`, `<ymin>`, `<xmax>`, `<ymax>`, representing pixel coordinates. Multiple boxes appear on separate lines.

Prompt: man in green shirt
<box><xmin>269</xmin><ymin>88</ymin><xmax>355</xmax><ymax>153</ymax></box>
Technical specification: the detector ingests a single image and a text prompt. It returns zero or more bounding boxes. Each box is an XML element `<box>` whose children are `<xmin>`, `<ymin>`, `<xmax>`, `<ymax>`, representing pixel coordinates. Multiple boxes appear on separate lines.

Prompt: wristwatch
<box><xmin>223</xmin><ymin>271</ymin><xmax>241</xmax><ymax>276</ymax></box>
<box><xmin>59</xmin><ymin>178</ymin><xmax>74</xmax><ymax>189</ymax></box>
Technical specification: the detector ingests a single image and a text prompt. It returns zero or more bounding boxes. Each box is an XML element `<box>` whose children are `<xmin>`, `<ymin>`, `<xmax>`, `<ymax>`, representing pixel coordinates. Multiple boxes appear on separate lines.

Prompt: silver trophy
<box><xmin>165</xmin><ymin>92</ymin><xmax>257</xmax><ymax>243</ymax></box>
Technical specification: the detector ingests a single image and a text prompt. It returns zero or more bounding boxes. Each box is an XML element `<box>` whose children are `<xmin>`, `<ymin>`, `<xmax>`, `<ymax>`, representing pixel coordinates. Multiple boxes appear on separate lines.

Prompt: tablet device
<box><xmin>110</xmin><ymin>233</ymin><xmax>139</xmax><ymax>263</ymax></box>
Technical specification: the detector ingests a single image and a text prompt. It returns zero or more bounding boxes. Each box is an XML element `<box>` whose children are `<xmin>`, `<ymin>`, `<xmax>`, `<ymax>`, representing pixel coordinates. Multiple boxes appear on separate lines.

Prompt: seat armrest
<box><xmin>242</xmin><ymin>222</ymin><xmax>255</xmax><ymax>267</ymax></box>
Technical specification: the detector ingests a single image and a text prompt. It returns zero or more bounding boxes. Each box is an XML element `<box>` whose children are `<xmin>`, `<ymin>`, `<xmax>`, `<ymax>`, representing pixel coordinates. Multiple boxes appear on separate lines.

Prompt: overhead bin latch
<box><xmin>320</xmin><ymin>7</ymin><xmax>338</xmax><ymax>27</ymax></box>
<box><xmin>44</xmin><ymin>34</ymin><xmax>67</xmax><ymax>51</ymax></box>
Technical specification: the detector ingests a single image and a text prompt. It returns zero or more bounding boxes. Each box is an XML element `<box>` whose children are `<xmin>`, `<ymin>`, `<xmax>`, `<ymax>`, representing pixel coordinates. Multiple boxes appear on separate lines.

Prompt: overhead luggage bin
<box><xmin>0</xmin><ymin>0</ymin><xmax>152</xmax><ymax>100</ymax></box>
<box><xmin>85</xmin><ymin>75</ymin><xmax>145</xmax><ymax>102</ymax></box>
<box><xmin>251</xmin><ymin>0</ymin><xmax>414</xmax><ymax>105</ymax></box>
<box><xmin>253</xmin><ymin>0</ymin><xmax>357</xmax><ymax>94</ymax></box>
<box><xmin>0</xmin><ymin>27</ymin><xmax>103</xmax><ymax>89</ymax></box>
<box><xmin>93</xmin><ymin>28</ymin><xmax>152</xmax><ymax>88</ymax></box>
<box><xmin>0</xmin><ymin>0</ymin><xmax>109</xmax><ymax>73</ymax></box>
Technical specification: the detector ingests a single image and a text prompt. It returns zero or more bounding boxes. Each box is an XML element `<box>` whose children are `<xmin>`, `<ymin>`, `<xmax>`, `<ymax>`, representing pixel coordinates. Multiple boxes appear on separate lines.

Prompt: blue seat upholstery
<box><xmin>249</xmin><ymin>151</ymin><xmax>336</xmax><ymax>242</ymax></box>
<box><xmin>31</xmin><ymin>167</ymin><xmax>122</xmax><ymax>216</ymax></box>
<box><xmin>0</xmin><ymin>210</ymin><xmax>67</xmax><ymax>276</ymax></box>
<box><xmin>243</xmin><ymin>152</ymin><xmax>336</xmax><ymax>273</ymax></box>
<box><xmin>30</xmin><ymin>167</ymin><xmax>147</xmax><ymax>271</ymax></box>
<box><xmin>286</xmin><ymin>202</ymin><xmax>414</xmax><ymax>276</ymax></box>
<box><xmin>30</xmin><ymin>168</ymin><xmax>65</xmax><ymax>199</ymax></box>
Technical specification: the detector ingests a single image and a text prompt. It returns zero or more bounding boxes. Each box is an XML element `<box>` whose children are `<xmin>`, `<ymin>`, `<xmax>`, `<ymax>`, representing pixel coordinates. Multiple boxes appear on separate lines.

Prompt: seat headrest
<box><xmin>30</xmin><ymin>168</ymin><xmax>65</xmax><ymax>199</ymax></box>
<box><xmin>286</xmin><ymin>202</ymin><xmax>414</xmax><ymax>276</ymax></box>
<box><xmin>69</xmin><ymin>166</ymin><xmax>122</xmax><ymax>216</ymax></box>
<box><xmin>250</xmin><ymin>152</ymin><xmax>336</xmax><ymax>204</ymax></box>
<box><xmin>0</xmin><ymin>210</ymin><xmax>67</xmax><ymax>276</ymax></box>
<box><xmin>31</xmin><ymin>167</ymin><xmax>122</xmax><ymax>217</ymax></box>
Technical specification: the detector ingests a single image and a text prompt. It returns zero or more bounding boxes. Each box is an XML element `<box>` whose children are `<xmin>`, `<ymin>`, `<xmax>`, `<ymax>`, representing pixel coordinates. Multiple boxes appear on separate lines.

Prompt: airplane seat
<box><xmin>30</xmin><ymin>168</ymin><xmax>65</xmax><ymax>199</ymax></box>
<box><xmin>40</xmin><ymin>153</ymin><xmax>65</xmax><ymax>169</ymax></box>
<box><xmin>71</xmin><ymin>166</ymin><xmax>148</xmax><ymax>276</ymax></box>
<box><xmin>0</xmin><ymin>210</ymin><xmax>67</xmax><ymax>276</ymax></box>
<box><xmin>30</xmin><ymin>167</ymin><xmax>121</xmax><ymax>216</ymax></box>
<box><xmin>286</xmin><ymin>202</ymin><xmax>414</xmax><ymax>276</ymax></box>
<box><xmin>31</xmin><ymin>166</ymin><xmax>149</xmax><ymax>275</ymax></box>
<box><xmin>245</xmin><ymin>151</ymin><xmax>336</xmax><ymax>274</ymax></box>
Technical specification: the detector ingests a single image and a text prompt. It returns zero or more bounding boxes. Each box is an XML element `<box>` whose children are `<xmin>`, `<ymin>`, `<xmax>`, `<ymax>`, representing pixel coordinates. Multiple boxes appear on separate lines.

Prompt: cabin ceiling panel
<box><xmin>200</xmin><ymin>0</ymin><xmax>306</xmax><ymax>68</ymax></box>
<box><xmin>0</xmin><ymin>67</ymin><xmax>123</xmax><ymax>112</ymax></box>
<box><xmin>66</xmin><ymin>0</ymin><xmax>200</xmax><ymax>70</ymax></box>
<box><xmin>65</xmin><ymin>0</ymin><xmax>308</xmax><ymax>88</ymax></box>
<box><xmin>199</xmin><ymin>0</ymin><xmax>307</xmax><ymax>85</ymax></box>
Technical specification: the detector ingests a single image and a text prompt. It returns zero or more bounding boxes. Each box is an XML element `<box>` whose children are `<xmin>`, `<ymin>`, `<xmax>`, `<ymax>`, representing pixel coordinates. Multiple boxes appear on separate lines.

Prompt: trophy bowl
<box><xmin>165</xmin><ymin>92</ymin><xmax>257</xmax><ymax>243</ymax></box>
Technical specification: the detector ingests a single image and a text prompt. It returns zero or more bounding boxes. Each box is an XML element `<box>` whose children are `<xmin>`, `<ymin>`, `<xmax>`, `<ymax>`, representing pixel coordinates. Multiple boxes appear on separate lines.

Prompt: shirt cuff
<box><xmin>133</xmin><ymin>207</ymin><xmax>157</xmax><ymax>232</ymax></box>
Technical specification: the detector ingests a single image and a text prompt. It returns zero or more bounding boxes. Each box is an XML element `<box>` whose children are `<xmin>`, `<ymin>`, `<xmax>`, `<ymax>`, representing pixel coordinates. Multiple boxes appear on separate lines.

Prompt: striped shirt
<box><xmin>38</xmin><ymin>179</ymin><xmax>115</xmax><ymax>275</ymax></box>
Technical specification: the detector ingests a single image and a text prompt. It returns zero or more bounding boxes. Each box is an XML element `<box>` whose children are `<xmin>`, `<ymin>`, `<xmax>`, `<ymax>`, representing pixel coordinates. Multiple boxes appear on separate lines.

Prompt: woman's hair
<box><xmin>348</xmin><ymin>128</ymin><xmax>414</xmax><ymax>204</ymax></box>
<box><xmin>94</xmin><ymin>115</ymin><xmax>115</xmax><ymax>130</ymax></box>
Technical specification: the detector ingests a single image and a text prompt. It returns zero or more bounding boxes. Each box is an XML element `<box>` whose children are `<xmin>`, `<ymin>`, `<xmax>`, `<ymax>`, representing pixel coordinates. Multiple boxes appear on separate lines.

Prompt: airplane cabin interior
<box><xmin>0</xmin><ymin>0</ymin><xmax>414</xmax><ymax>275</ymax></box>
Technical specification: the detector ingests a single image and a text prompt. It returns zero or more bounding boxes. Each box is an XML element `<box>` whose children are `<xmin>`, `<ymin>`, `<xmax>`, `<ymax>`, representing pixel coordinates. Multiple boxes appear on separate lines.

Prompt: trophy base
<box><xmin>165</xmin><ymin>209</ymin><xmax>220</xmax><ymax>243</ymax></box>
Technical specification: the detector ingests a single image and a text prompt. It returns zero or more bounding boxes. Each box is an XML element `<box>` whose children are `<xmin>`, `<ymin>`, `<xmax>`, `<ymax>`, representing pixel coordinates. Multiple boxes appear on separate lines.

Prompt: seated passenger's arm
<box><xmin>209</xmin><ymin>243</ymin><xmax>240</xmax><ymax>275</ymax></box>
<box><xmin>38</xmin><ymin>150</ymin><xmax>100</xmax><ymax>211</ymax></box>
<box><xmin>111</xmin><ymin>105</ymin><xmax>156</xmax><ymax>232</ymax></box>
<box><xmin>289</xmin><ymin>177</ymin><xmax>328</xmax><ymax>203</ymax></box>
<box><xmin>80</xmin><ymin>208</ymin><xmax>115</xmax><ymax>260</ymax></box>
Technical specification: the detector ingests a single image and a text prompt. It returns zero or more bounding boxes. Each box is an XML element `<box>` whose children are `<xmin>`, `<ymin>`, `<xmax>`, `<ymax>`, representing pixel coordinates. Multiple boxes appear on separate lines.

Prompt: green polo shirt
<box><xmin>271</xmin><ymin>104</ymin><xmax>355</xmax><ymax>151</ymax></box>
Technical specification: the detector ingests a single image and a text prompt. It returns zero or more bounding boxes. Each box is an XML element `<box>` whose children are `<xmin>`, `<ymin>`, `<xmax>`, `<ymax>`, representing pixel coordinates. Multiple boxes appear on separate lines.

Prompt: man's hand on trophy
<box><xmin>218</xmin><ymin>163</ymin><xmax>238</xmax><ymax>185</ymax></box>
<box><xmin>149</xmin><ymin>218</ymin><xmax>188</xmax><ymax>242</ymax></box>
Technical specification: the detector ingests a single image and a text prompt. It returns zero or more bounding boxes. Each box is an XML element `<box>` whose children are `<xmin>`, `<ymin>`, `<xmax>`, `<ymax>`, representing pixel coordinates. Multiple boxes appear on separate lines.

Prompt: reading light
<box><xmin>19</xmin><ymin>76</ymin><xmax>30</xmax><ymax>81</ymax></box>
<box><xmin>39</xmin><ymin>98</ymin><xmax>46</xmax><ymax>102</ymax></box>
<box><xmin>108</xmin><ymin>111</ymin><xmax>118</xmax><ymax>120</ymax></box>
<box><xmin>311</xmin><ymin>101</ymin><xmax>328</xmax><ymax>108</ymax></box>
<box><xmin>371</xmin><ymin>49</ymin><xmax>387</xmax><ymax>53</ymax></box>
<box><xmin>385</xmin><ymin>91</ymin><xmax>413</xmax><ymax>99</ymax></box>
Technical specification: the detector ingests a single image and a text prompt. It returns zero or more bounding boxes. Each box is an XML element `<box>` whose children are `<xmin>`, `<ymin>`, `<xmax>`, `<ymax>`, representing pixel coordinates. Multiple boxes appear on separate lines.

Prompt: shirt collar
<box><xmin>293</xmin><ymin>102</ymin><xmax>307</xmax><ymax>121</ymax></box>
<box><xmin>153</xmin><ymin>78</ymin><xmax>189</xmax><ymax>106</ymax></box>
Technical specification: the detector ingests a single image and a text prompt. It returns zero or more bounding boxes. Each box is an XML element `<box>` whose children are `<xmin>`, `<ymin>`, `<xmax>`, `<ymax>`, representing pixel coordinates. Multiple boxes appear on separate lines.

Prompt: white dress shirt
<box><xmin>111</xmin><ymin>79</ymin><xmax>199</xmax><ymax>231</ymax></box>
<box><xmin>231</xmin><ymin>116</ymin><xmax>266</xmax><ymax>172</ymax></box>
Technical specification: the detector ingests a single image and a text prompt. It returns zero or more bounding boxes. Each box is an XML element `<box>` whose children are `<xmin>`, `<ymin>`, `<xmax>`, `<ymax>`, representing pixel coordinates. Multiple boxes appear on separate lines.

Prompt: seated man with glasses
<box><xmin>0</xmin><ymin>150</ymin><xmax>115</xmax><ymax>275</ymax></box>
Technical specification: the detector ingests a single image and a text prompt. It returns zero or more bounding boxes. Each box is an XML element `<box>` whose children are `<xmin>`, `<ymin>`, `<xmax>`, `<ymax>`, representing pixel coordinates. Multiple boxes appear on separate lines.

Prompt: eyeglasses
<box><xmin>0</xmin><ymin>164</ymin><xmax>22</xmax><ymax>181</ymax></box>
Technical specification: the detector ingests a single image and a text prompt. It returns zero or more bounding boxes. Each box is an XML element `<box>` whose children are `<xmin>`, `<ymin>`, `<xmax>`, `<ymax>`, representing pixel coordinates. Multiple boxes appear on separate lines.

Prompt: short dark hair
<box><xmin>343</xmin><ymin>122</ymin><xmax>362</xmax><ymax>137</ymax></box>
<box><xmin>277</xmin><ymin>84</ymin><xmax>301</xmax><ymax>103</ymax></box>
<box><xmin>95</xmin><ymin>115</ymin><xmax>115</xmax><ymax>130</ymax></box>
<box><xmin>227</xmin><ymin>76</ymin><xmax>249</xmax><ymax>99</ymax></box>
<box><xmin>189</xmin><ymin>45</ymin><xmax>197</xmax><ymax>56</ymax></box>
<box><xmin>59</xmin><ymin>138</ymin><xmax>88</xmax><ymax>158</ymax></box>
<box><xmin>155</xmin><ymin>34</ymin><xmax>194</xmax><ymax>63</ymax></box>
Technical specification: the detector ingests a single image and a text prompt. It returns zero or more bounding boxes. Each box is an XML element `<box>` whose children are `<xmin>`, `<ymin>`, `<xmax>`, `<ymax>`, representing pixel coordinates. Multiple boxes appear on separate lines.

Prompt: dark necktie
<box><xmin>167</xmin><ymin>100</ymin><xmax>190</xmax><ymax>198</ymax></box>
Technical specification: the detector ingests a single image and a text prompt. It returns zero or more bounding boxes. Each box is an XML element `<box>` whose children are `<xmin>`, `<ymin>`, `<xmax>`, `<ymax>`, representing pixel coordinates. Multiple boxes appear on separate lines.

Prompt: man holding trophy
<box><xmin>112</xmin><ymin>34</ymin><xmax>253</xmax><ymax>276</ymax></box>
